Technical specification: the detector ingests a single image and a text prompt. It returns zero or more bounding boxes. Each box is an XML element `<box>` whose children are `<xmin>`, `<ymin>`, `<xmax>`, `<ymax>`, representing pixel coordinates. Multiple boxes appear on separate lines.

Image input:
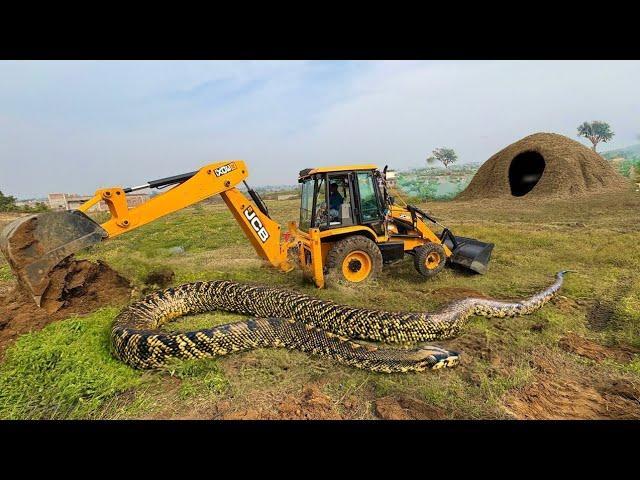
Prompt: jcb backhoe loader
<box><xmin>0</xmin><ymin>161</ymin><xmax>494</xmax><ymax>307</ymax></box>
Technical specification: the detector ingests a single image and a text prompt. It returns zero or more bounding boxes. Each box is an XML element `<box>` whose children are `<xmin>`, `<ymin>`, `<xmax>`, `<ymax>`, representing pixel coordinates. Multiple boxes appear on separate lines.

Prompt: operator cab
<box><xmin>298</xmin><ymin>165</ymin><xmax>387</xmax><ymax>235</ymax></box>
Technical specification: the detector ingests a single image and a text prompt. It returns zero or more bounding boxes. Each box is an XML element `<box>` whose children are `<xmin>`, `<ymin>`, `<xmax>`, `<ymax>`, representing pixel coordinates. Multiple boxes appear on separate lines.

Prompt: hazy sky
<box><xmin>1</xmin><ymin>60</ymin><xmax>638</xmax><ymax>198</ymax></box>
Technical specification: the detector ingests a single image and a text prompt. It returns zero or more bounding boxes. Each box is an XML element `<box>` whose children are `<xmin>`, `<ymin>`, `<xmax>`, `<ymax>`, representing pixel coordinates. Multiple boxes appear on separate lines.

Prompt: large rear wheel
<box><xmin>325</xmin><ymin>236</ymin><xmax>383</xmax><ymax>286</ymax></box>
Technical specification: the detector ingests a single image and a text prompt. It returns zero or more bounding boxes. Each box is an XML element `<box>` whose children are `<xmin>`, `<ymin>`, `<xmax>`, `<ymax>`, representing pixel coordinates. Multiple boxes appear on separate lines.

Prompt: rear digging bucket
<box><xmin>442</xmin><ymin>235</ymin><xmax>494</xmax><ymax>274</ymax></box>
<box><xmin>0</xmin><ymin>210</ymin><xmax>108</xmax><ymax>306</ymax></box>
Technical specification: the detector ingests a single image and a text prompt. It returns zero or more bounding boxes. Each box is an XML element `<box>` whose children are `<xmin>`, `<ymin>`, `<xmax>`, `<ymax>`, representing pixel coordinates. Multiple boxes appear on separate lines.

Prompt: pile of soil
<box><xmin>558</xmin><ymin>333</ymin><xmax>639</xmax><ymax>363</ymax></box>
<box><xmin>503</xmin><ymin>352</ymin><xmax>640</xmax><ymax>420</ymax></box>
<box><xmin>0</xmin><ymin>257</ymin><xmax>132</xmax><ymax>356</ymax></box>
<box><xmin>457</xmin><ymin>132</ymin><xmax>628</xmax><ymax>200</ymax></box>
<box><xmin>214</xmin><ymin>385</ymin><xmax>344</xmax><ymax>420</ymax></box>
<box><xmin>143</xmin><ymin>268</ymin><xmax>175</xmax><ymax>288</ymax></box>
<box><xmin>141</xmin><ymin>267</ymin><xmax>175</xmax><ymax>294</ymax></box>
<box><xmin>374</xmin><ymin>396</ymin><xmax>447</xmax><ymax>420</ymax></box>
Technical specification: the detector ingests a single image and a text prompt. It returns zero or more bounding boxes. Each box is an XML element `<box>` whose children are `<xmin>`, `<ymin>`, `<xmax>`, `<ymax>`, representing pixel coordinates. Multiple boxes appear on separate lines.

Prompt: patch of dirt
<box><xmin>598</xmin><ymin>379</ymin><xmax>640</xmax><ymax>403</ymax></box>
<box><xmin>1</xmin><ymin>215</ymin><xmax>41</xmax><ymax>266</ymax></box>
<box><xmin>587</xmin><ymin>301</ymin><xmax>615</xmax><ymax>331</ymax></box>
<box><xmin>430</xmin><ymin>287</ymin><xmax>489</xmax><ymax>302</ymax></box>
<box><xmin>142</xmin><ymin>267</ymin><xmax>175</xmax><ymax>294</ymax></box>
<box><xmin>143</xmin><ymin>267</ymin><xmax>175</xmax><ymax>288</ymax></box>
<box><xmin>0</xmin><ymin>257</ymin><xmax>132</xmax><ymax>357</ymax></box>
<box><xmin>558</xmin><ymin>333</ymin><xmax>638</xmax><ymax>363</ymax></box>
<box><xmin>503</xmin><ymin>351</ymin><xmax>640</xmax><ymax>419</ymax></box>
<box><xmin>530</xmin><ymin>322</ymin><xmax>547</xmax><ymax>333</ymax></box>
<box><xmin>215</xmin><ymin>384</ymin><xmax>343</xmax><ymax>420</ymax></box>
<box><xmin>552</xmin><ymin>295</ymin><xmax>582</xmax><ymax>315</ymax></box>
<box><xmin>585</xmin><ymin>275</ymin><xmax>633</xmax><ymax>332</ymax></box>
<box><xmin>374</xmin><ymin>396</ymin><xmax>447</xmax><ymax>420</ymax></box>
<box><xmin>441</xmin><ymin>327</ymin><xmax>515</xmax><ymax>373</ymax></box>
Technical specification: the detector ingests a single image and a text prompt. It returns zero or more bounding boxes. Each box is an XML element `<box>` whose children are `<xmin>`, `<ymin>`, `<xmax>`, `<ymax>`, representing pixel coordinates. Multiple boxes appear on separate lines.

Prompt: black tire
<box><xmin>325</xmin><ymin>235</ymin><xmax>383</xmax><ymax>286</ymax></box>
<box><xmin>413</xmin><ymin>242</ymin><xmax>446</xmax><ymax>278</ymax></box>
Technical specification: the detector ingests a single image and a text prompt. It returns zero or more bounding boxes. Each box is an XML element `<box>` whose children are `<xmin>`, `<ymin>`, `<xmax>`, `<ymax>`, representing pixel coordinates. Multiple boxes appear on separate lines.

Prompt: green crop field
<box><xmin>0</xmin><ymin>188</ymin><xmax>639</xmax><ymax>419</ymax></box>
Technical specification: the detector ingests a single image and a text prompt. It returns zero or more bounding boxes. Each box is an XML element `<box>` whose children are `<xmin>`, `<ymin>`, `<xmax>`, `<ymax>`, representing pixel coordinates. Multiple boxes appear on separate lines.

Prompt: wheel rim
<box><xmin>341</xmin><ymin>250</ymin><xmax>372</xmax><ymax>282</ymax></box>
<box><xmin>425</xmin><ymin>251</ymin><xmax>441</xmax><ymax>270</ymax></box>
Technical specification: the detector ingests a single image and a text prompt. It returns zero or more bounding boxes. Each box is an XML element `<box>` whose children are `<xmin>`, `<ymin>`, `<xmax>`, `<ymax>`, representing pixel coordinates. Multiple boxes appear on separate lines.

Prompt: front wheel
<box><xmin>325</xmin><ymin>236</ymin><xmax>383</xmax><ymax>285</ymax></box>
<box><xmin>413</xmin><ymin>242</ymin><xmax>446</xmax><ymax>278</ymax></box>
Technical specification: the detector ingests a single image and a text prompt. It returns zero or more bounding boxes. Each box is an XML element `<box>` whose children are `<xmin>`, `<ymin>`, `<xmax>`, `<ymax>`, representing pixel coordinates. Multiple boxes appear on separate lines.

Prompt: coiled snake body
<box><xmin>112</xmin><ymin>271</ymin><xmax>568</xmax><ymax>373</ymax></box>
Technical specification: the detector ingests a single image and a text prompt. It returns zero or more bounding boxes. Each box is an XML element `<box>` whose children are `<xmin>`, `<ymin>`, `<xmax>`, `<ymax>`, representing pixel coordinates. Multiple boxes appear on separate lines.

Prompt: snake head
<box><xmin>558</xmin><ymin>270</ymin><xmax>576</xmax><ymax>277</ymax></box>
<box><xmin>413</xmin><ymin>346</ymin><xmax>460</xmax><ymax>370</ymax></box>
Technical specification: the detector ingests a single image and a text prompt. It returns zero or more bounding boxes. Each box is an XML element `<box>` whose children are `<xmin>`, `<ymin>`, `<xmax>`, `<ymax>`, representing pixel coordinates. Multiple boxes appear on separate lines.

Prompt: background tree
<box><xmin>427</xmin><ymin>147</ymin><xmax>458</xmax><ymax>169</ymax></box>
<box><xmin>0</xmin><ymin>191</ymin><xmax>49</xmax><ymax>213</ymax></box>
<box><xmin>0</xmin><ymin>191</ymin><xmax>17</xmax><ymax>212</ymax></box>
<box><xmin>577</xmin><ymin>121</ymin><xmax>614</xmax><ymax>152</ymax></box>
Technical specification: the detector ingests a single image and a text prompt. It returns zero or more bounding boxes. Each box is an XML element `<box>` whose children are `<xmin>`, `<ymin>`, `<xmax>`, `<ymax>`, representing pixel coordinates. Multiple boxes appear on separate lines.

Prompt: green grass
<box><xmin>0</xmin><ymin>189</ymin><xmax>638</xmax><ymax>419</ymax></box>
<box><xmin>0</xmin><ymin>263</ymin><xmax>13</xmax><ymax>281</ymax></box>
<box><xmin>0</xmin><ymin>308</ymin><xmax>143</xmax><ymax>419</ymax></box>
<box><xmin>164</xmin><ymin>358</ymin><xmax>229</xmax><ymax>400</ymax></box>
<box><xmin>0</xmin><ymin>307</ymin><xmax>234</xmax><ymax>419</ymax></box>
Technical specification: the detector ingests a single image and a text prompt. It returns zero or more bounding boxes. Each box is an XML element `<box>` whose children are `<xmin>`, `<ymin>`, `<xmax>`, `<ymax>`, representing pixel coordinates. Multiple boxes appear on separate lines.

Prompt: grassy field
<box><xmin>0</xmin><ymin>189</ymin><xmax>639</xmax><ymax>419</ymax></box>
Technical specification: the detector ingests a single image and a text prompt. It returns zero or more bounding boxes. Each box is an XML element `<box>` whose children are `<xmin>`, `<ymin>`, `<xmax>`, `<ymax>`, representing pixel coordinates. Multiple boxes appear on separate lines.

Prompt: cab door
<box><xmin>326</xmin><ymin>173</ymin><xmax>356</xmax><ymax>228</ymax></box>
<box><xmin>355</xmin><ymin>171</ymin><xmax>385</xmax><ymax>236</ymax></box>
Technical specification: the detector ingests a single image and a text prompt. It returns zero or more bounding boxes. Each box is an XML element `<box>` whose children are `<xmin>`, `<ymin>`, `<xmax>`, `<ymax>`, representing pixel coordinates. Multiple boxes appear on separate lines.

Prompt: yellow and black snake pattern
<box><xmin>111</xmin><ymin>271</ymin><xmax>569</xmax><ymax>373</ymax></box>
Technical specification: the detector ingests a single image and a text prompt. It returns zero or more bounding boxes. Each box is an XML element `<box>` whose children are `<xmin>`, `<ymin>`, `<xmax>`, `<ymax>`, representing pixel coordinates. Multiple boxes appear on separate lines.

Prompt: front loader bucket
<box><xmin>0</xmin><ymin>210</ymin><xmax>108</xmax><ymax>306</ymax></box>
<box><xmin>443</xmin><ymin>235</ymin><xmax>494</xmax><ymax>275</ymax></box>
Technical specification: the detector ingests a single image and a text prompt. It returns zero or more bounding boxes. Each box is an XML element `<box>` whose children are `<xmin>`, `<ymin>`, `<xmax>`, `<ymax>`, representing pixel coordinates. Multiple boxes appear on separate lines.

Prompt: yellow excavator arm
<box><xmin>78</xmin><ymin>160</ymin><xmax>293</xmax><ymax>271</ymax></box>
<box><xmin>0</xmin><ymin>160</ymin><xmax>294</xmax><ymax>305</ymax></box>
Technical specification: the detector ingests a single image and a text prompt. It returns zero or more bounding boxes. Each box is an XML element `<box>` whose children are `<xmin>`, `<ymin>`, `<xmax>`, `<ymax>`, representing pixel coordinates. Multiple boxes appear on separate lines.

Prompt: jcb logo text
<box><xmin>244</xmin><ymin>206</ymin><xmax>270</xmax><ymax>243</ymax></box>
<box><xmin>214</xmin><ymin>163</ymin><xmax>236</xmax><ymax>177</ymax></box>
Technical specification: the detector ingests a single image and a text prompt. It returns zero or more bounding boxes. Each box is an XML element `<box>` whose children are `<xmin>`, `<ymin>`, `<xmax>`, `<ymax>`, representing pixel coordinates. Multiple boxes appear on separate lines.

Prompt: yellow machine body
<box><xmin>0</xmin><ymin>160</ymin><xmax>493</xmax><ymax>306</ymax></box>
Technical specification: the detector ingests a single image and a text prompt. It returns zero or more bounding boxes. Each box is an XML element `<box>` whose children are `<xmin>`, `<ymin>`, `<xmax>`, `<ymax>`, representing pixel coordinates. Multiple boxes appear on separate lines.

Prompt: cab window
<box><xmin>327</xmin><ymin>174</ymin><xmax>354</xmax><ymax>227</ymax></box>
<box><xmin>314</xmin><ymin>176</ymin><xmax>328</xmax><ymax>228</ymax></box>
<box><xmin>357</xmin><ymin>172</ymin><xmax>381</xmax><ymax>222</ymax></box>
<box><xmin>299</xmin><ymin>178</ymin><xmax>314</xmax><ymax>230</ymax></box>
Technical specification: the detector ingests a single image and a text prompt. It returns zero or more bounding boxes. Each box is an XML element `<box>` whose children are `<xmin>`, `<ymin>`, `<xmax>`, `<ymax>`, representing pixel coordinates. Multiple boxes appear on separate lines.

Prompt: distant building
<box><xmin>385</xmin><ymin>169</ymin><xmax>397</xmax><ymax>188</ymax></box>
<box><xmin>15</xmin><ymin>198</ymin><xmax>47</xmax><ymax>208</ymax></box>
<box><xmin>47</xmin><ymin>193</ymin><xmax>69</xmax><ymax>210</ymax></box>
<box><xmin>48</xmin><ymin>192</ymin><xmax>150</xmax><ymax>212</ymax></box>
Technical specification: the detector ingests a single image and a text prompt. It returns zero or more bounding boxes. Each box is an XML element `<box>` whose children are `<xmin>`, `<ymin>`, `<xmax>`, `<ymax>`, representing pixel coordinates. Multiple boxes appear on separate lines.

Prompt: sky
<box><xmin>0</xmin><ymin>60</ymin><xmax>638</xmax><ymax>199</ymax></box>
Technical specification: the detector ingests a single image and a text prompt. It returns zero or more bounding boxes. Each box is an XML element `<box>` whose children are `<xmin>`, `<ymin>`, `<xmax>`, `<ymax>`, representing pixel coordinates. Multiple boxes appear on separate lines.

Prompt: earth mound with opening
<box><xmin>457</xmin><ymin>132</ymin><xmax>628</xmax><ymax>200</ymax></box>
<box><xmin>0</xmin><ymin>257</ymin><xmax>132</xmax><ymax>356</ymax></box>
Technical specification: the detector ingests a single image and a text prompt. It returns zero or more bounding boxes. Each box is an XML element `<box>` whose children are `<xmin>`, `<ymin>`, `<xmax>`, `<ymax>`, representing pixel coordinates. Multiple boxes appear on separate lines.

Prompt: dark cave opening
<box><xmin>508</xmin><ymin>151</ymin><xmax>546</xmax><ymax>196</ymax></box>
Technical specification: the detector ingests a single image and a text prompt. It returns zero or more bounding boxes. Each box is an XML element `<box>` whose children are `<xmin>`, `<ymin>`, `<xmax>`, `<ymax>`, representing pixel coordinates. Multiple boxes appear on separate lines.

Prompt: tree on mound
<box><xmin>577</xmin><ymin>121</ymin><xmax>614</xmax><ymax>152</ymax></box>
<box><xmin>457</xmin><ymin>132</ymin><xmax>629</xmax><ymax>200</ymax></box>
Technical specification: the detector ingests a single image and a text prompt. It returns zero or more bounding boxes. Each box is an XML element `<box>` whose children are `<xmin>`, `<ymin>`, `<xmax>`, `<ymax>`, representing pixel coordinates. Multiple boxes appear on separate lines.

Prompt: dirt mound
<box><xmin>143</xmin><ymin>268</ymin><xmax>175</xmax><ymax>288</ymax></box>
<box><xmin>430</xmin><ymin>287</ymin><xmax>489</xmax><ymax>302</ymax></box>
<box><xmin>142</xmin><ymin>267</ymin><xmax>175</xmax><ymax>294</ymax></box>
<box><xmin>558</xmin><ymin>333</ymin><xmax>638</xmax><ymax>363</ymax></box>
<box><xmin>458</xmin><ymin>132</ymin><xmax>628</xmax><ymax>200</ymax></box>
<box><xmin>216</xmin><ymin>385</ymin><xmax>343</xmax><ymax>420</ymax></box>
<box><xmin>0</xmin><ymin>257</ymin><xmax>132</xmax><ymax>356</ymax></box>
<box><xmin>503</xmin><ymin>352</ymin><xmax>640</xmax><ymax>419</ymax></box>
<box><xmin>375</xmin><ymin>396</ymin><xmax>447</xmax><ymax>420</ymax></box>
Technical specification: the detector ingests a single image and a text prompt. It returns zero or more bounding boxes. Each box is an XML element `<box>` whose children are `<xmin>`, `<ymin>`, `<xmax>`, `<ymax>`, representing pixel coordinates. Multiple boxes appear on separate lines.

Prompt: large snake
<box><xmin>111</xmin><ymin>271</ymin><xmax>569</xmax><ymax>373</ymax></box>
